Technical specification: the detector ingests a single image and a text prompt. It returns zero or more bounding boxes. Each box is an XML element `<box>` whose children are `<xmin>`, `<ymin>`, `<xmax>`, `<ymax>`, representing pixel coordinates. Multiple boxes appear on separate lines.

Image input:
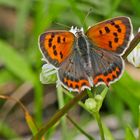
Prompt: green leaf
<box><xmin>0</xmin><ymin>40</ymin><xmax>35</xmax><ymax>83</ymax></box>
<box><xmin>106</xmin><ymin>91</ymin><xmax>124</xmax><ymax>120</ymax></box>
<box><xmin>125</xmin><ymin>125</ymin><xmax>136</xmax><ymax>140</ymax></box>
<box><xmin>112</xmin><ymin>71</ymin><xmax>140</xmax><ymax>122</ymax></box>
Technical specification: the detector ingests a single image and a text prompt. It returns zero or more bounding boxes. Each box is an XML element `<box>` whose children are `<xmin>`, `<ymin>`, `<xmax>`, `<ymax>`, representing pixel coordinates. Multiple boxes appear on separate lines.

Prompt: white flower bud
<box><xmin>40</xmin><ymin>64</ymin><xmax>57</xmax><ymax>84</ymax></box>
<box><xmin>85</xmin><ymin>98</ymin><xmax>97</xmax><ymax>111</ymax></box>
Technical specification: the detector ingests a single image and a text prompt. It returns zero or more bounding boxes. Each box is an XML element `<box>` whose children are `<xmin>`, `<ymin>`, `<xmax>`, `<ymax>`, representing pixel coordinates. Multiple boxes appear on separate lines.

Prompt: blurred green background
<box><xmin>0</xmin><ymin>0</ymin><xmax>140</xmax><ymax>139</ymax></box>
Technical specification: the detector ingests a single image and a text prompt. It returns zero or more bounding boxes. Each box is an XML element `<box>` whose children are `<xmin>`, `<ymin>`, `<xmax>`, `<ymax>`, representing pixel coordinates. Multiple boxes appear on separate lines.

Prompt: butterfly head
<box><xmin>69</xmin><ymin>26</ymin><xmax>84</xmax><ymax>37</ymax></box>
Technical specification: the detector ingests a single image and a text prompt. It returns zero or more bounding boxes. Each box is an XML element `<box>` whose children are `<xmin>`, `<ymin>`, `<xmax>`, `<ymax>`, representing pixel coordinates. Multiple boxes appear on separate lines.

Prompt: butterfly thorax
<box><xmin>75</xmin><ymin>31</ymin><xmax>92</xmax><ymax>75</ymax></box>
<box><xmin>76</xmin><ymin>32</ymin><xmax>89</xmax><ymax>56</ymax></box>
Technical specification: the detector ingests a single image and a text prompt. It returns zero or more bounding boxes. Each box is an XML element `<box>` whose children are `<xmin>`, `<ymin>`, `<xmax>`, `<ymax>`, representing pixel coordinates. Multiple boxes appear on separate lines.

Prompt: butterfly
<box><xmin>39</xmin><ymin>16</ymin><xmax>132</xmax><ymax>92</ymax></box>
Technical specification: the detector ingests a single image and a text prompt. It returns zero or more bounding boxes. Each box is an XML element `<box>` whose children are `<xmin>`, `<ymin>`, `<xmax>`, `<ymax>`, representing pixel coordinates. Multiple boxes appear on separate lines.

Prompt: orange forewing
<box><xmin>86</xmin><ymin>17</ymin><xmax>132</xmax><ymax>55</ymax></box>
<box><xmin>39</xmin><ymin>31</ymin><xmax>75</xmax><ymax>67</ymax></box>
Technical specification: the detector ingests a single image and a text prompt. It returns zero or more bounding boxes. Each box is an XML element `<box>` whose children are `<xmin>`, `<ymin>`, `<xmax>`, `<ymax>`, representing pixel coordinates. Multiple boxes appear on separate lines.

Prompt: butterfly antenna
<box><xmin>55</xmin><ymin>22</ymin><xmax>71</xmax><ymax>29</ymax></box>
<box><xmin>83</xmin><ymin>8</ymin><xmax>93</xmax><ymax>28</ymax></box>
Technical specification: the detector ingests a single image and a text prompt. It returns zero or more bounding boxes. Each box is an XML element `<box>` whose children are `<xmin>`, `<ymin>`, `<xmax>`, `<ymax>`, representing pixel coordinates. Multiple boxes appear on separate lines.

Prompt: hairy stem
<box><xmin>94</xmin><ymin>112</ymin><xmax>105</xmax><ymax>140</ymax></box>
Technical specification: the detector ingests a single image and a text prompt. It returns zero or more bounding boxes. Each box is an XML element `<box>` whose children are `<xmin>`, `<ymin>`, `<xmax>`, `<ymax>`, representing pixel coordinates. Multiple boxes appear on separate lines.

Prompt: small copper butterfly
<box><xmin>39</xmin><ymin>16</ymin><xmax>132</xmax><ymax>92</ymax></box>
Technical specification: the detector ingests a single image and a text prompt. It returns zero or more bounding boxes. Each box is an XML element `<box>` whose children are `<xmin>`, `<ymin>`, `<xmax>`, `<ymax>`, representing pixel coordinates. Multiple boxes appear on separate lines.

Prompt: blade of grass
<box><xmin>125</xmin><ymin>125</ymin><xmax>136</xmax><ymax>140</ymax></box>
<box><xmin>57</xmin><ymin>86</ymin><xmax>68</xmax><ymax>140</ymax></box>
<box><xmin>138</xmin><ymin>105</ymin><xmax>140</xmax><ymax>140</ymax></box>
<box><xmin>67</xmin><ymin>115</ymin><xmax>95</xmax><ymax>140</ymax></box>
<box><xmin>0</xmin><ymin>40</ymin><xmax>35</xmax><ymax>83</ymax></box>
<box><xmin>14</xmin><ymin>0</ymin><xmax>32</xmax><ymax>47</ymax></box>
<box><xmin>33</xmin><ymin>81</ymin><xmax>43</xmax><ymax>125</ymax></box>
<box><xmin>102</xmin><ymin>123</ymin><xmax>115</xmax><ymax>140</ymax></box>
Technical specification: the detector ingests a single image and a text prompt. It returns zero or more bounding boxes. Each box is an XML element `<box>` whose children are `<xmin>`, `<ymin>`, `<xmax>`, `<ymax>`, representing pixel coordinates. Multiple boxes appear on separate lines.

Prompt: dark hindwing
<box><xmin>58</xmin><ymin>50</ymin><xmax>91</xmax><ymax>92</ymax></box>
<box><xmin>90</xmin><ymin>47</ymin><xmax>124</xmax><ymax>86</ymax></box>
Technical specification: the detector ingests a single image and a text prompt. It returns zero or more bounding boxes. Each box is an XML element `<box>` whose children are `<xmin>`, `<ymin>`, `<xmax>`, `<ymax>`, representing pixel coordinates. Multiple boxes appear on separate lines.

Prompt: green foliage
<box><xmin>0</xmin><ymin>40</ymin><xmax>35</xmax><ymax>83</ymax></box>
<box><xmin>112</xmin><ymin>72</ymin><xmax>140</xmax><ymax>122</ymax></box>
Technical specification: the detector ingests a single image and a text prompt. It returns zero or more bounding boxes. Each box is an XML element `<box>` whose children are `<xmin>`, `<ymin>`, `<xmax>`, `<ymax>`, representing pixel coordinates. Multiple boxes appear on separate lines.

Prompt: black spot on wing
<box><xmin>113</xmin><ymin>32</ymin><xmax>118</xmax><ymax>37</ymax></box>
<box><xmin>48</xmin><ymin>42</ymin><xmax>52</xmax><ymax>47</ymax></box>
<box><xmin>110</xmin><ymin>21</ymin><xmax>115</xmax><ymax>25</ymax></box>
<box><xmin>49</xmin><ymin>38</ymin><xmax>53</xmax><ymax>42</ymax></box>
<box><xmin>51</xmin><ymin>33</ymin><xmax>55</xmax><ymax>38</ymax></box>
<box><xmin>105</xmin><ymin>26</ymin><xmax>110</xmax><ymax>33</ymax></box>
<box><xmin>57</xmin><ymin>36</ymin><xmax>61</xmax><ymax>43</ymax></box>
<box><xmin>115</xmin><ymin>24</ymin><xmax>120</xmax><ymax>29</ymax></box>
<box><xmin>53</xmin><ymin>45</ymin><xmax>56</xmax><ymax>50</ymax></box>
<box><xmin>117</xmin><ymin>28</ymin><xmax>121</xmax><ymax>33</ymax></box>
<box><xmin>98</xmin><ymin>78</ymin><xmax>103</xmax><ymax>82</ymax></box>
<box><xmin>107</xmin><ymin>78</ymin><xmax>111</xmax><ymax>82</ymax></box>
<box><xmin>81</xmin><ymin>82</ymin><xmax>87</xmax><ymax>86</ymax></box>
<box><xmin>114</xmin><ymin>24</ymin><xmax>122</xmax><ymax>33</ymax></box>
<box><xmin>70</xmin><ymin>83</ymin><xmax>73</xmax><ymax>88</ymax></box>
<box><xmin>112</xmin><ymin>75</ymin><xmax>116</xmax><ymax>79</ymax></box>
<box><xmin>99</xmin><ymin>30</ymin><xmax>103</xmax><ymax>35</ymax></box>
<box><xmin>60</xmin><ymin>52</ymin><xmax>63</xmax><ymax>59</ymax></box>
<box><xmin>75</xmin><ymin>85</ymin><xmax>79</xmax><ymax>89</ymax></box>
<box><xmin>63</xmin><ymin>37</ymin><xmax>66</xmax><ymax>42</ymax></box>
<box><xmin>53</xmin><ymin>50</ymin><xmax>57</xmax><ymax>56</ymax></box>
<box><xmin>114</xmin><ymin>37</ymin><xmax>119</xmax><ymax>43</ymax></box>
<box><xmin>109</xmin><ymin>41</ymin><xmax>112</xmax><ymax>48</ymax></box>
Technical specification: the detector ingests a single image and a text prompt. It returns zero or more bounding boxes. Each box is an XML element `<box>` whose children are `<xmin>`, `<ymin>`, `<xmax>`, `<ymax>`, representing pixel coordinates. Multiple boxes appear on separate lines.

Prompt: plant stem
<box><xmin>93</xmin><ymin>112</ymin><xmax>105</xmax><ymax>140</ymax></box>
<box><xmin>32</xmin><ymin>91</ymin><xmax>87</xmax><ymax>140</ymax></box>
<box><xmin>123</xmin><ymin>32</ymin><xmax>140</xmax><ymax>59</ymax></box>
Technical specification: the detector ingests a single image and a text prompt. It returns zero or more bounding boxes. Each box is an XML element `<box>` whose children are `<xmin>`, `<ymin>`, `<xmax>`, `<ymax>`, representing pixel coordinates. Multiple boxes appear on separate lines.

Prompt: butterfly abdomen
<box><xmin>77</xmin><ymin>36</ymin><xmax>89</xmax><ymax>55</ymax></box>
<box><xmin>77</xmin><ymin>35</ymin><xmax>93</xmax><ymax>74</ymax></box>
